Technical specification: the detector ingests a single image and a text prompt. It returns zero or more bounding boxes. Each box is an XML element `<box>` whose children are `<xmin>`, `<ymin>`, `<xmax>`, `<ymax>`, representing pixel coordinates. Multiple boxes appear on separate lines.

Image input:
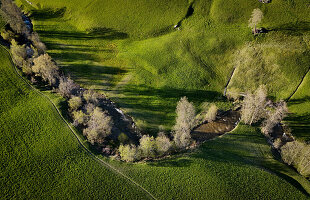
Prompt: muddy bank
<box><xmin>192</xmin><ymin>110</ymin><xmax>240</xmax><ymax>142</ymax></box>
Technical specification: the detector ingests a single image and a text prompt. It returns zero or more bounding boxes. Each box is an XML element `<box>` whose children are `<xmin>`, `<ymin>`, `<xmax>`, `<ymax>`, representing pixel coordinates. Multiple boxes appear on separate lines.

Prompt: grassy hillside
<box><xmin>0</xmin><ymin>46</ymin><xmax>149</xmax><ymax>199</ymax></box>
<box><xmin>110</xmin><ymin>124</ymin><xmax>310</xmax><ymax>199</ymax></box>
<box><xmin>15</xmin><ymin>0</ymin><xmax>310</xmax><ymax>133</ymax></box>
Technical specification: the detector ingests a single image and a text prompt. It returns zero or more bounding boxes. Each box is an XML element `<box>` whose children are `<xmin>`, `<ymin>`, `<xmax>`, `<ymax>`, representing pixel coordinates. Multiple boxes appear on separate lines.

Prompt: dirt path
<box><xmin>223</xmin><ymin>66</ymin><xmax>237</xmax><ymax>96</ymax></box>
<box><xmin>1</xmin><ymin>45</ymin><xmax>157</xmax><ymax>200</ymax></box>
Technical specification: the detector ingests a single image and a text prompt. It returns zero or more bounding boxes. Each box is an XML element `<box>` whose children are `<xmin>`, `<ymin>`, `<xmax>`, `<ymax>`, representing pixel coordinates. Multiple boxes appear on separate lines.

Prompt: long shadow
<box><xmin>285</xmin><ymin>113</ymin><xmax>310</xmax><ymax>143</ymax></box>
<box><xmin>30</xmin><ymin>7</ymin><xmax>67</xmax><ymax>20</ymax></box>
<box><xmin>268</xmin><ymin>21</ymin><xmax>310</xmax><ymax>36</ymax></box>
<box><xmin>288</xmin><ymin>96</ymin><xmax>310</xmax><ymax>105</ymax></box>
<box><xmin>37</xmin><ymin>28</ymin><xmax>128</xmax><ymax>41</ymax></box>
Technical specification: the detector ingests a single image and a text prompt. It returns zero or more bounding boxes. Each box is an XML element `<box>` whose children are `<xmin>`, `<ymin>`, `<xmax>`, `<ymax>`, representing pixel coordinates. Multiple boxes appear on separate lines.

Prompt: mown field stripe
<box><xmin>0</xmin><ymin>45</ymin><xmax>157</xmax><ymax>200</ymax></box>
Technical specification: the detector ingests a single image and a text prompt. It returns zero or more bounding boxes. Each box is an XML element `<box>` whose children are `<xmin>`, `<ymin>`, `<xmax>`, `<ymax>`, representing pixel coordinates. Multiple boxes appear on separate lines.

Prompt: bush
<box><xmin>119</xmin><ymin>144</ymin><xmax>141</xmax><ymax>162</ymax></box>
<box><xmin>205</xmin><ymin>104</ymin><xmax>218</xmax><ymax>122</ymax></box>
<box><xmin>68</xmin><ymin>96</ymin><xmax>83</xmax><ymax>111</ymax></box>
<box><xmin>72</xmin><ymin>110</ymin><xmax>86</xmax><ymax>126</ymax></box>
<box><xmin>155</xmin><ymin>132</ymin><xmax>171</xmax><ymax>155</ymax></box>
<box><xmin>118</xmin><ymin>132</ymin><xmax>129</xmax><ymax>144</ymax></box>
<box><xmin>10</xmin><ymin>39</ymin><xmax>26</xmax><ymax>66</ymax></box>
<box><xmin>281</xmin><ymin>141</ymin><xmax>310</xmax><ymax>178</ymax></box>
<box><xmin>139</xmin><ymin>135</ymin><xmax>157</xmax><ymax>158</ymax></box>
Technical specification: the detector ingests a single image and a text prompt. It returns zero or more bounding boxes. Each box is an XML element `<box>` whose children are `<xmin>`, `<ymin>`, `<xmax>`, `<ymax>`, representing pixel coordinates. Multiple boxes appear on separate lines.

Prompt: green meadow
<box><xmin>0</xmin><ymin>46</ymin><xmax>149</xmax><ymax>199</ymax></box>
<box><xmin>16</xmin><ymin>0</ymin><xmax>310</xmax><ymax>133</ymax></box>
<box><xmin>1</xmin><ymin>0</ymin><xmax>310</xmax><ymax>198</ymax></box>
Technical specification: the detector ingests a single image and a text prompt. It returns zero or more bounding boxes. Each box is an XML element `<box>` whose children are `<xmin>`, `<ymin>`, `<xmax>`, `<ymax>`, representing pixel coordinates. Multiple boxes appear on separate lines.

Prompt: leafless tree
<box><xmin>58</xmin><ymin>76</ymin><xmax>79</xmax><ymax>98</ymax></box>
<box><xmin>248</xmin><ymin>8</ymin><xmax>263</xmax><ymax>34</ymax></box>
<box><xmin>205</xmin><ymin>104</ymin><xmax>218</xmax><ymax>122</ymax></box>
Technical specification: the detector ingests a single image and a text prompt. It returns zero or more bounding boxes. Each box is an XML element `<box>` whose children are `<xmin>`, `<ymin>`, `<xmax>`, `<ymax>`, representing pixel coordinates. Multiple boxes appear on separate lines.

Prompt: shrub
<box><xmin>119</xmin><ymin>144</ymin><xmax>141</xmax><ymax>162</ymax></box>
<box><xmin>118</xmin><ymin>132</ymin><xmax>129</xmax><ymax>144</ymax></box>
<box><xmin>155</xmin><ymin>132</ymin><xmax>171</xmax><ymax>155</ymax></box>
<box><xmin>205</xmin><ymin>104</ymin><xmax>218</xmax><ymax>122</ymax></box>
<box><xmin>139</xmin><ymin>135</ymin><xmax>157</xmax><ymax>158</ymax></box>
<box><xmin>72</xmin><ymin>110</ymin><xmax>86</xmax><ymax>126</ymax></box>
<box><xmin>10</xmin><ymin>39</ymin><xmax>26</xmax><ymax>66</ymax></box>
<box><xmin>68</xmin><ymin>96</ymin><xmax>83</xmax><ymax>111</ymax></box>
<box><xmin>281</xmin><ymin>141</ymin><xmax>310</xmax><ymax>178</ymax></box>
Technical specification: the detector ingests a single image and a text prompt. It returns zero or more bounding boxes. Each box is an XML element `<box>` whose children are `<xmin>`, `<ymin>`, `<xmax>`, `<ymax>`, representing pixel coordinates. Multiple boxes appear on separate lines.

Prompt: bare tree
<box><xmin>0</xmin><ymin>0</ymin><xmax>28</xmax><ymax>35</ymax></box>
<box><xmin>139</xmin><ymin>135</ymin><xmax>156</xmax><ymax>158</ymax></box>
<box><xmin>261</xmin><ymin>101</ymin><xmax>288</xmax><ymax>136</ymax></box>
<box><xmin>83</xmin><ymin>107</ymin><xmax>113</xmax><ymax>145</ymax></box>
<box><xmin>241</xmin><ymin>85</ymin><xmax>267</xmax><ymax>125</ymax></box>
<box><xmin>58</xmin><ymin>76</ymin><xmax>79</xmax><ymax>98</ymax></box>
<box><xmin>155</xmin><ymin>132</ymin><xmax>171</xmax><ymax>155</ymax></box>
<box><xmin>173</xmin><ymin>97</ymin><xmax>195</xmax><ymax>149</ymax></box>
<box><xmin>32</xmin><ymin>54</ymin><xmax>59</xmax><ymax>85</ymax></box>
<box><xmin>248</xmin><ymin>8</ymin><xmax>263</xmax><ymax>34</ymax></box>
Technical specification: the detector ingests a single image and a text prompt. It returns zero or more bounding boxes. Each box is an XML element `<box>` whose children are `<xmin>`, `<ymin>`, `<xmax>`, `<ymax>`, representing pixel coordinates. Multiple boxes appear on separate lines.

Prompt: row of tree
<box><xmin>1</xmin><ymin>0</ymin><xmax>116</xmax><ymax>152</ymax></box>
<box><xmin>119</xmin><ymin>97</ymin><xmax>219</xmax><ymax>162</ymax></box>
<box><xmin>237</xmin><ymin>85</ymin><xmax>309</xmax><ymax>177</ymax></box>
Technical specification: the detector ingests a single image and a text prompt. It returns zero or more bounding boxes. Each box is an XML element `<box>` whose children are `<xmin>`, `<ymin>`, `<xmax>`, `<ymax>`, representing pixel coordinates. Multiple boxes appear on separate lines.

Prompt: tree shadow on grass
<box><xmin>268</xmin><ymin>21</ymin><xmax>310</xmax><ymax>36</ymax></box>
<box><xmin>30</xmin><ymin>7</ymin><xmax>67</xmax><ymax>20</ymax></box>
<box><xmin>285</xmin><ymin>113</ymin><xmax>310</xmax><ymax>143</ymax></box>
<box><xmin>37</xmin><ymin>28</ymin><xmax>128</xmax><ymax>41</ymax></box>
<box><xmin>147</xmin><ymin>158</ymin><xmax>192</xmax><ymax>167</ymax></box>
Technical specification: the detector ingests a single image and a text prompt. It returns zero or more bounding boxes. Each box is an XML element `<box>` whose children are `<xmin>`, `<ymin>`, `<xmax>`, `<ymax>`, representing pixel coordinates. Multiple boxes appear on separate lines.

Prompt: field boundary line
<box><xmin>286</xmin><ymin>66</ymin><xmax>310</xmax><ymax>101</ymax></box>
<box><xmin>0</xmin><ymin>45</ymin><xmax>157</xmax><ymax>200</ymax></box>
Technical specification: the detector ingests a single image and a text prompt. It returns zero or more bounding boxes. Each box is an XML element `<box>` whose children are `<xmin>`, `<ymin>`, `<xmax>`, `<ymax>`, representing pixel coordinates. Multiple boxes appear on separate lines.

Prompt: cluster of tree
<box><xmin>1</xmin><ymin>0</ymin><xmax>116</xmax><ymax>150</ymax></box>
<box><xmin>119</xmin><ymin>97</ymin><xmax>214</xmax><ymax>162</ymax></box>
<box><xmin>281</xmin><ymin>140</ymin><xmax>310</xmax><ymax>178</ymax></box>
<box><xmin>240</xmin><ymin>85</ymin><xmax>288</xmax><ymax>137</ymax></box>
<box><xmin>67</xmin><ymin>90</ymin><xmax>114</xmax><ymax>146</ymax></box>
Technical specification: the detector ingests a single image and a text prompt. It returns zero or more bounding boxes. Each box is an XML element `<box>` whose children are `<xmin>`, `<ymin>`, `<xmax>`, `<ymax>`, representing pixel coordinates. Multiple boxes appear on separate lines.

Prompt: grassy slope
<box><xmin>287</xmin><ymin>69</ymin><xmax>310</xmax><ymax>142</ymax></box>
<box><xmin>16</xmin><ymin>0</ymin><xmax>310</xmax><ymax>133</ymax></box>
<box><xmin>110</xmin><ymin>124</ymin><xmax>310</xmax><ymax>199</ymax></box>
<box><xmin>0</xmin><ymin>46</ymin><xmax>149</xmax><ymax>199</ymax></box>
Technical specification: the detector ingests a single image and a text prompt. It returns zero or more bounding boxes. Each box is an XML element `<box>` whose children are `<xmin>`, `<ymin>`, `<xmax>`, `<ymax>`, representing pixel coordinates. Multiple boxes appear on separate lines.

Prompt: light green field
<box><xmin>0</xmin><ymin>46</ymin><xmax>150</xmax><ymax>199</ymax></box>
<box><xmin>15</xmin><ymin>0</ymin><xmax>310</xmax><ymax>133</ymax></box>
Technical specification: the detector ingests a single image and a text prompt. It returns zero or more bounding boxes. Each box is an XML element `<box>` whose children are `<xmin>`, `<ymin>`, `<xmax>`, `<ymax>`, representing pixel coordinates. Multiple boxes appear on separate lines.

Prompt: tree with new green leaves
<box><xmin>119</xmin><ymin>144</ymin><xmax>141</xmax><ymax>162</ymax></box>
<box><xmin>32</xmin><ymin>54</ymin><xmax>59</xmax><ymax>85</ymax></box>
<box><xmin>139</xmin><ymin>135</ymin><xmax>156</xmax><ymax>158</ymax></box>
<box><xmin>155</xmin><ymin>132</ymin><xmax>171</xmax><ymax>155</ymax></box>
<box><xmin>10</xmin><ymin>39</ymin><xmax>26</xmax><ymax>66</ymax></box>
<box><xmin>68</xmin><ymin>96</ymin><xmax>82</xmax><ymax>111</ymax></box>
<box><xmin>205</xmin><ymin>104</ymin><xmax>218</xmax><ymax>122</ymax></box>
<box><xmin>83</xmin><ymin>107</ymin><xmax>113</xmax><ymax>144</ymax></box>
<box><xmin>72</xmin><ymin>110</ymin><xmax>86</xmax><ymax>126</ymax></box>
<box><xmin>241</xmin><ymin>85</ymin><xmax>267</xmax><ymax>125</ymax></box>
<box><xmin>248</xmin><ymin>8</ymin><xmax>263</xmax><ymax>34</ymax></box>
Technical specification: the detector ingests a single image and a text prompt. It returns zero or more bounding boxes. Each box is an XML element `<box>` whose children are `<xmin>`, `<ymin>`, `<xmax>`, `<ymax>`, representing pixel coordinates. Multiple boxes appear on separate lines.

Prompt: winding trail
<box><xmin>0</xmin><ymin>45</ymin><xmax>157</xmax><ymax>200</ymax></box>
